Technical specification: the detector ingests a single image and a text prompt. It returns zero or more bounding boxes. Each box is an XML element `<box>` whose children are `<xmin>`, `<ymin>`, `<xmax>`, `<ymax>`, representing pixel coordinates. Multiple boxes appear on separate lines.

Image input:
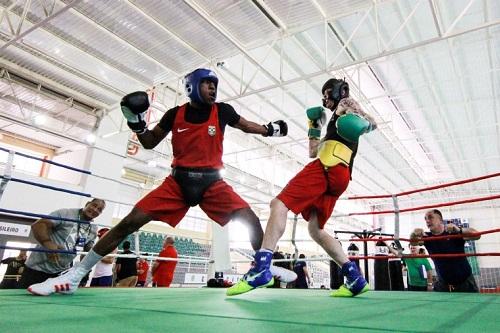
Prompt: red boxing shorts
<box><xmin>135</xmin><ymin>175</ymin><xmax>249</xmax><ymax>227</ymax></box>
<box><xmin>277</xmin><ymin>159</ymin><xmax>350</xmax><ymax>228</ymax></box>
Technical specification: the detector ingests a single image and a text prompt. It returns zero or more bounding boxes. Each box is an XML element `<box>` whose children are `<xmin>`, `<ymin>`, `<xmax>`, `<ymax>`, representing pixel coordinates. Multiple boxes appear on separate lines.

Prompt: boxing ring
<box><xmin>1</xmin><ymin>288</ymin><xmax>499</xmax><ymax>332</ymax></box>
<box><xmin>0</xmin><ymin>149</ymin><xmax>500</xmax><ymax>333</ymax></box>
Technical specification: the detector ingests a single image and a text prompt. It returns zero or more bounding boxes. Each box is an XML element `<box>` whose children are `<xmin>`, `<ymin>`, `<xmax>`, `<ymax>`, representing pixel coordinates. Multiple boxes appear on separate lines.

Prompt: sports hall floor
<box><xmin>0</xmin><ymin>288</ymin><xmax>498</xmax><ymax>332</ymax></box>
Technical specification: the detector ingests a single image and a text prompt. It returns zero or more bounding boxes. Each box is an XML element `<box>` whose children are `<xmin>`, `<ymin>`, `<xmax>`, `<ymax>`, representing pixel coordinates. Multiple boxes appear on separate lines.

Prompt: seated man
<box><xmin>20</xmin><ymin>199</ymin><xmax>105</xmax><ymax>291</ymax></box>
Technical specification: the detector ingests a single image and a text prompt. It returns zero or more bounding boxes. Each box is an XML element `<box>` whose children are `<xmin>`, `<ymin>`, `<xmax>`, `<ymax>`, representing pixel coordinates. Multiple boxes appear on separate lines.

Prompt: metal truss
<box><xmin>0</xmin><ymin>67</ymin><xmax>99</xmax><ymax>137</ymax></box>
<box><xmin>219</xmin><ymin>0</ymin><xmax>500</xmax><ymax>102</ymax></box>
<box><xmin>0</xmin><ymin>0</ymin><xmax>81</xmax><ymax>51</ymax></box>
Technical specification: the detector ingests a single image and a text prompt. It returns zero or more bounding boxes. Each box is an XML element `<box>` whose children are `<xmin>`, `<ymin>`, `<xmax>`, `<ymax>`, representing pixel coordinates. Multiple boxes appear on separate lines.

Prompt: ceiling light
<box><xmin>85</xmin><ymin>133</ymin><xmax>96</xmax><ymax>144</ymax></box>
<box><xmin>33</xmin><ymin>114</ymin><xmax>46</xmax><ymax>126</ymax></box>
<box><xmin>102</xmin><ymin>131</ymin><xmax>119</xmax><ymax>138</ymax></box>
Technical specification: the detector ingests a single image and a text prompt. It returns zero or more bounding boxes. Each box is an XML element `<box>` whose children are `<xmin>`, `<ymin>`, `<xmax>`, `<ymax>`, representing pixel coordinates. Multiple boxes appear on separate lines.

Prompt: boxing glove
<box><xmin>121</xmin><ymin>91</ymin><xmax>149</xmax><ymax>134</ymax></box>
<box><xmin>336</xmin><ymin>113</ymin><xmax>372</xmax><ymax>142</ymax></box>
<box><xmin>264</xmin><ymin>120</ymin><xmax>288</xmax><ymax>137</ymax></box>
<box><xmin>306</xmin><ymin>106</ymin><xmax>327</xmax><ymax>139</ymax></box>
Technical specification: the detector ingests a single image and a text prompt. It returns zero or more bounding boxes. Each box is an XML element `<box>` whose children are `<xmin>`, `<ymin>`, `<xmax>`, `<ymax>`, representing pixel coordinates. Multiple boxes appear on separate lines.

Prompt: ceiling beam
<box><xmin>1</xmin><ymin>0</ymin><xmax>82</xmax><ymax>50</ymax></box>
<box><xmin>220</xmin><ymin>17</ymin><xmax>500</xmax><ymax>103</ymax></box>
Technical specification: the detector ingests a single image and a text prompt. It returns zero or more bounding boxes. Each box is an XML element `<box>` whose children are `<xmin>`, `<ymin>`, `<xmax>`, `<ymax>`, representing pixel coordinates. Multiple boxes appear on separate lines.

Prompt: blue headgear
<box><xmin>184</xmin><ymin>68</ymin><xmax>219</xmax><ymax>105</ymax></box>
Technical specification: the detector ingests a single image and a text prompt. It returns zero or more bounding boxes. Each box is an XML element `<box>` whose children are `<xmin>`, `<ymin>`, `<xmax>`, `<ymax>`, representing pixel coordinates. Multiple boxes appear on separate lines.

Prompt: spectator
<box><xmin>90</xmin><ymin>228</ymin><xmax>115</xmax><ymax>287</ymax></box>
<box><xmin>115</xmin><ymin>241</ymin><xmax>138</xmax><ymax>287</ymax></box>
<box><xmin>136</xmin><ymin>253</ymin><xmax>150</xmax><ymax>287</ymax></box>
<box><xmin>21</xmin><ymin>199</ymin><xmax>105</xmax><ymax>291</ymax></box>
<box><xmin>388</xmin><ymin>244</ymin><xmax>433</xmax><ymax>291</ymax></box>
<box><xmin>0</xmin><ymin>250</ymin><xmax>27</xmax><ymax>289</ymax></box>
<box><xmin>410</xmin><ymin>209</ymin><xmax>480</xmax><ymax>292</ymax></box>
<box><xmin>293</xmin><ymin>254</ymin><xmax>311</xmax><ymax>289</ymax></box>
<box><xmin>152</xmin><ymin>237</ymin><xmax>177</xmax><ymax>288</ymax></box>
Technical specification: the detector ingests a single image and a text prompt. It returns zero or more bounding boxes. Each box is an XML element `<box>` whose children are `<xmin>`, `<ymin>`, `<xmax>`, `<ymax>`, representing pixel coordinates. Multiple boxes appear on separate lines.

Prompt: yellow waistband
<box><xmin>317</xmin><ymin>140</ymin><xmax>352</xmax><ymax>168</ymax></box>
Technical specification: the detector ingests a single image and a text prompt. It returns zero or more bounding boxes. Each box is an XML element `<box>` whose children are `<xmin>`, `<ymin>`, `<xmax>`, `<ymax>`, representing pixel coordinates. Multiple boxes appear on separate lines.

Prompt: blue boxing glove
<box><xmin>121</xmin><ymin>91</ymin><xmax>149</xmax><ymax>134</ymax></box>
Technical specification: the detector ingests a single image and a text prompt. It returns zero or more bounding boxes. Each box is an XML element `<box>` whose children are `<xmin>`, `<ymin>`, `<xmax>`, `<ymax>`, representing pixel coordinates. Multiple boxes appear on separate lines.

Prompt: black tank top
<box><xmin>324</xmin><ymin>112</ymin><xmax>359</xmax><ymax>170</ymax></box>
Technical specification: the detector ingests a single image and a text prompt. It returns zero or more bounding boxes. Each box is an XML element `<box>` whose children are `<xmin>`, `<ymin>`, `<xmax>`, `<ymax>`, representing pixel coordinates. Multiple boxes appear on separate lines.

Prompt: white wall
<box><xmin>1</xmin><ymin>171</ymin><xmax>83</xmax><ymax>216</ymax></box>
<box><xmin>47</xmin><ymin>148</ymin><xmax>88</xmax><ymax>185</ymax></box>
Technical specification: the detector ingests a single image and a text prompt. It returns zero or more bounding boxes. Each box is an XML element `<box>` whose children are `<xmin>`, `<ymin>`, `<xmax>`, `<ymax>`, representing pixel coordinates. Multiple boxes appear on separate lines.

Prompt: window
<box><xmin>0</xmin><ymin>144</ymin><xmax>46</xmax><ymax>176</ymax></box>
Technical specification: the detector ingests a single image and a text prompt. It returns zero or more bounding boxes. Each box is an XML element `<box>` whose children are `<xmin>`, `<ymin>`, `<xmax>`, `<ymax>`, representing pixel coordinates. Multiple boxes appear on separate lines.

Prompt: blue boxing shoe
<box><xmin>331</xmin><ymin>261</ymin><xmax>369</xmax><ymax>297</ymax></box>
<box><xmin>226</xmin><ymin>250</ymin><xmax>274</xmax><ymax>296</ymax></box>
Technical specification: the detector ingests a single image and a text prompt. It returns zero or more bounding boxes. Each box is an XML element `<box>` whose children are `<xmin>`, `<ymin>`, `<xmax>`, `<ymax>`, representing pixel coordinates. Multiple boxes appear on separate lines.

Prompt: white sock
<box><xmin>75</xmin><ymin>249</ymin><xmax>102</xmax><ymax>277</ymax></box>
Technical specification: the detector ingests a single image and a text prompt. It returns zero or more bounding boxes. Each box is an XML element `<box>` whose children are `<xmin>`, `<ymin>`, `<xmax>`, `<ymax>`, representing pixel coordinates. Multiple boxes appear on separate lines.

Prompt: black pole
<box><xmin>363</xmin><ymin>231</ymin><xmax>369</xmax><ymax>281</ymax></box>
<box><xmin>334</xmin><ymin>229</ymin><xmax>393</xmax><ymax>237</ymax></box>
<box><xmin>339</xmin><ymin>228</ymin><xmax>394</xmax><ymax>283</ymax></box>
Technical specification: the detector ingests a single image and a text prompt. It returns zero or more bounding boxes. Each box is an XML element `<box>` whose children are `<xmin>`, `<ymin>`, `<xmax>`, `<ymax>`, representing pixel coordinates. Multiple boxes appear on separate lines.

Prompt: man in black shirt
<box><xmin>293</xmin><ymin>254</ymin><xmax>311</xmax><ymax>289</ymax></box>
<box><xmin>0</xmin><ymin>250</ymin><xmax>27</xmax><ymax>289</ymax></box>
<box><xmin>411</xmin><ymin>209</ymin><xmax>480</xmax><ymax>292</ymax></box>
<box><xmin>115</xmin><ymin>241</ymin><xmax>138</xmax><ymax>287</ymax></box>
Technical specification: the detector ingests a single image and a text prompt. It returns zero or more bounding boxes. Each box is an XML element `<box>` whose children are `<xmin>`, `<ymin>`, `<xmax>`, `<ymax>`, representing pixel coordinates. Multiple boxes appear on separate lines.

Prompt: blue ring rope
<box><xmin>0</xmin><ymin>245</ymin><xmax>76</xmax><ymax>255</ymax></box>
<box><xmin>0</xmin><ymin>208</ymin><xmax>91</xmax><ymax>225</ymax></box>
<box><xmin>0</xmin><ymin>147</ymin><xmax>92</xmax><ymax>174</ymax></box>
<box><xmin>0</xmin><ymin>175</ymin><xmax>92</xmax><ymax>198</ymax></box>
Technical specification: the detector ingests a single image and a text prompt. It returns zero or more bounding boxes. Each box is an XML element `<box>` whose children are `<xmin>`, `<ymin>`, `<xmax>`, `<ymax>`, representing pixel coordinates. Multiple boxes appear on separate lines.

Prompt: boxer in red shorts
<box><xmin>28</xmin><ymin>68</ymin><xmax>290</xmax><ymax>296</ymax></box>
<box><xmin>228</xmin><ymin>78</ymin><xmax>378</xmax><ymax>297</ymax></box>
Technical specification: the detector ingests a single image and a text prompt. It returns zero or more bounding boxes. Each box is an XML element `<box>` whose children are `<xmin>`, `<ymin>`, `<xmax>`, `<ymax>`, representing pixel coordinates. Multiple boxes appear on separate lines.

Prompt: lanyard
<box><xmin>74</xmin><ymin>209</ymin><xmax>89</xmax><ymax>252</ymax></box>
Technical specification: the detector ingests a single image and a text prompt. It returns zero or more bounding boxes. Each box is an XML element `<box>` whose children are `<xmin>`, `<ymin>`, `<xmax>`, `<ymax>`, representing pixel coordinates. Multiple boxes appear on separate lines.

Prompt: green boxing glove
<box><xmin>306</xmin><ymin>106</ymin><xmax>327</xmax><ymax>140</ymax></box>
<box><xmin>336</xmin><ymin>113</ymin><xmax>372</xmax><ymax>142</ymax></box>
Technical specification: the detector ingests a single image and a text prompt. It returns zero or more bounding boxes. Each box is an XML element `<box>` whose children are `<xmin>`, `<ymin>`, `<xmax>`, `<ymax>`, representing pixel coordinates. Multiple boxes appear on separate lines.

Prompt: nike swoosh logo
<box><xmin>345</xmin><ymin>277</ymin><xmax>358</xmax><ymax>289</ymax></box>
<box><xmin>177</xmin><ymin>128</ymin><xmax>189</xmax><ymax>133</ymax></box>
<box><xmin>245</xmin><ymin>270</ymin><xmax>264</xmax><ymax>282</ymax></box>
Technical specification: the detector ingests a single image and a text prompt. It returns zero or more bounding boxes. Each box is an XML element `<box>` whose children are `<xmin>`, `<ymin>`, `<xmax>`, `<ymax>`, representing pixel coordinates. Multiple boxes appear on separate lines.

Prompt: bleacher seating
<box><xmin>230</xmin><ymin>247</ymin><xmax>254</xmax><ymax>259</ymax></box>
<box><xmin>118</xmin><ymin>233</ymin><xmax>202</xmax><ymax>255</ymax></box>
<box><xmin>117</xmin><ymin>232</ymin><xmax>213</xmax><ymax>285</ymax></box>
<box><xmin>118</xmin><ymin>234</ymin><xmax>290</xmax><ymax>285</ymax></box>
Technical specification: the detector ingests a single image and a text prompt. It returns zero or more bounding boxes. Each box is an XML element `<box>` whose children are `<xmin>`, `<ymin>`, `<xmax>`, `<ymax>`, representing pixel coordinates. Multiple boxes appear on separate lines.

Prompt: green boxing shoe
<box><xmin>226</xmin><ymin>276</ymin><xmax>274</xmax><ymax>296</ymax></box>
<box><xmin>331</xmin><ymin>283</ymin><xmax>370</xmax><ymax>297</ymax></box>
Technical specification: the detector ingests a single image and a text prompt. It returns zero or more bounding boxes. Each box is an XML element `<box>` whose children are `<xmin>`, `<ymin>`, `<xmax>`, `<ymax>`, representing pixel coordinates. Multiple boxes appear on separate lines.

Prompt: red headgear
<box><xmin>97</xmin><ymin>228</ymin><xmax>110</xmax><ymax>238</ymax></box>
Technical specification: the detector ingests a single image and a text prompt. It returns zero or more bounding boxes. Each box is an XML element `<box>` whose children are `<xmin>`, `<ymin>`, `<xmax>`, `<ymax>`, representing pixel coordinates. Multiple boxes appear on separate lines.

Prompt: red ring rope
<box><xmin>347</xmin><ymin>172</ymin><xmax>500</xmax><ymax>200</ymax></box>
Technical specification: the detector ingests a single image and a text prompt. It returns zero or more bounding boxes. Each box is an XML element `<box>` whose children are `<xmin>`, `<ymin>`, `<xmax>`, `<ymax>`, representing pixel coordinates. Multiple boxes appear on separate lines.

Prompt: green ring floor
<box><xmin>0</xmin><ymin>288</ymin><xmax>498</xmax><ymax>333</ymax></box>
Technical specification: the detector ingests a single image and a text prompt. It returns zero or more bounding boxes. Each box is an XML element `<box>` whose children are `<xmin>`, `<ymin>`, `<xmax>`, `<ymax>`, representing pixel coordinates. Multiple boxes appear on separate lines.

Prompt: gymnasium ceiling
<box><xmin>0</xmin><ymin>0</ymin><xmax>499</xmax><ymax>222</ymax></box>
